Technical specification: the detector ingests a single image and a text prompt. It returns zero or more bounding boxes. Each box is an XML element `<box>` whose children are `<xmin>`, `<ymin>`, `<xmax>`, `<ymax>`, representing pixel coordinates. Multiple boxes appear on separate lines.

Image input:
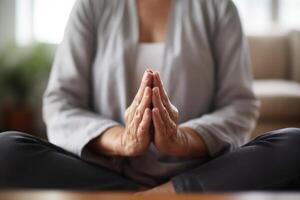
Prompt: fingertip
<box><xmin>152</xmin><ymin>87</ymin><xmax>159</xmax><ymax>93</ymax></box>
<box><xmin>152</xmin><ymin>71</ymin><xmax>157</xmax><ymax>78</ymax></box>
<box><xmin>152</xmin><ymin>108</ymin><xmax>159</xmax><ymax>114</ymax></box>
<box><xmin>152</xmin><ymin>87</ymin><xmax>156</xmax><ymax>96</ymax></box>
<box><xmin>152</xmin><ymin>109</ymin><xmax>158</xmax><ymax>121</ymax></box>
<box><xmin>145</xmin><ymin>86</ymin><xmax>150</xmax><ymax>92</ymax></box>
<box><xmin>146</xmin><ymin>108</ymin><xmax>151</xmax><ymax>114</ymax></box>
<box><xmin>151</xmin><ymin>110</ymin><xmax>155</xmax><ymax>119</ymax></box>
<box><xmin>151</xmin><ymin>108</ymin><xmax>155</xmax><ymax>114</ymax></box>
<box><xmin>153</xmin><ymin>72</ymin><xmax>159</xmax><ymax>81</ymax></box>
<box><xmin>157</xmin><ymin>71</ymin><xmax>161</xmax><ymax>78</ymax></box>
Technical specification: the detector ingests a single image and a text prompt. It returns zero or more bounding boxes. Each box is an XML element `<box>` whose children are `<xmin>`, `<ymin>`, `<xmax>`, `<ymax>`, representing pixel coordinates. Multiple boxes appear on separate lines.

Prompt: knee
<box><xmin>277</xmin><ymin>128</ymin><xmax>300</xmax><ymax>144</ymax></box>
<box><xmin>258</xmin><ymin>128</ymin><xmax>300</xmax><ymax>149</ymax></box>
<box><xmin>0</xmin><ymin>131</ymin><xmax>32</xmax><ymax>159</ymax></box>
<box><xmin>272</xmin><ymin>127</ymin><xmax>300</xmax><ymax>140</ymax></box>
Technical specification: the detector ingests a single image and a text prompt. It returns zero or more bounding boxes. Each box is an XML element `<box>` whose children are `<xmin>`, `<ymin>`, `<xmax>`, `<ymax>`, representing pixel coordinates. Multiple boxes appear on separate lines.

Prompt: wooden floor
<box><xmin>0</xmin><ymin>191</ymin><xmax>300</xmax><ymax>200</ymax></box>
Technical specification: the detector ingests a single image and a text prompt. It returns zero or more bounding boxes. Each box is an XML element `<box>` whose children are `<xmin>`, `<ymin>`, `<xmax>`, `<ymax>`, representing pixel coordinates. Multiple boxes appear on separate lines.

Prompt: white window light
<box><xmin>16</xmin><ymin>0</ymin><xmax>34</xmax><ymax>46</ymax></box>
<box><xmin>15</xmin><ymin>0</ymin><xmax>300</xmax><ymax>45</ymax></box>
<box><xmin>16</xmin><ymin>0</ymin><xmax>75</xmax><ymax>45</ymax></box>
<box><xmin>33</xmin><ymin>0</ymin><xmax>75</xmax><ymax>44</ymax></box>
<box><xmin>278</xmin><ymin>0</ymin><xmax>300</xmax><ymax>31</ymax></box>
<box><xmin>233</xmin><ymin>0</ymin><xmax>273</xmax><ymax>34</ymax></box>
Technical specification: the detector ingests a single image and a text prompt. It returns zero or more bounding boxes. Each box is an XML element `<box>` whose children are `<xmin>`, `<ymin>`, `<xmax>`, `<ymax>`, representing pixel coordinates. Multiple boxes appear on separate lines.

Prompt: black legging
<box><xmin>0</xmin><ymin>128</ymin><xmax>300</xmax><ymax>192</ymax></box>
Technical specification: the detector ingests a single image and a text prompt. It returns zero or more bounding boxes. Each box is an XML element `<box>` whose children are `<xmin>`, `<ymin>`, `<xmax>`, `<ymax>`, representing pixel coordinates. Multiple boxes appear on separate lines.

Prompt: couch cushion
<box><xmin>290</xmin><ymin>31</ymin><xmax>300</xmax><ymax>83</ymax></box>
<box><xmin>253</xmin><ymin>80</ymin><xmax>300</xmax><ymax>120</ymax></box>
<box><xmin>248</xmin><ymin>35</ymin><xmax>290</xmax><ymax>80</ymax></box>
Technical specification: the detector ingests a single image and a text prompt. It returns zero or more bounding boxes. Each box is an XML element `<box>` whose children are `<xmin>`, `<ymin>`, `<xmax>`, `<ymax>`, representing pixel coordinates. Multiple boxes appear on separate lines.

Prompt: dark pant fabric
<box><xmin>0</xmin><ymin>128</ymin><xmax>300</xmax><ymax>192</ymax></box>
<box><xmin>172</xmin><ymin>128</ymin><xmax>300</xmax><ymax>192</ymax></box>
<box><xmin>0</xmin><ymin>132</ymin><xmax>139</xmax><ymax>191</ymax></box>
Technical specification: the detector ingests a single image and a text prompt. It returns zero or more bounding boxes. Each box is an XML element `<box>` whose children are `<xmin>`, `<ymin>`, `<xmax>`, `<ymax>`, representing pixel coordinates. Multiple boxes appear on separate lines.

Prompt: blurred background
<box><xmin>0</xmin><ymin>0</ymin><xmax>299</xmax><ymax>139</ymax></box>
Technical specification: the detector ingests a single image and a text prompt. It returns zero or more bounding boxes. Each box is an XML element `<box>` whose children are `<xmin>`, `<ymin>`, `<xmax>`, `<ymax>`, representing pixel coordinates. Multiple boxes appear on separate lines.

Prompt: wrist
<box><xmin>89</xmin><ymin>125</ymin><xmax>125</xmax><ymax>156</ymax></box>
<box><xmin>113</xmin><ymin>127</ymin><xmax>126</xmax><ymax>156</ymax></box>
<box><xmin>178</xmin><ymin>126</ymin><xmax>208</xmax><ymax>157</ymax></box>
<box><xmin>110</xmin><ymin>126</ymin><xmax>126</xmax><ymax>156</ymax></box>
<box><xmin>176</xmin><ymin>127</ymin><xmax>193</xmax><ymax>156</ymax></box>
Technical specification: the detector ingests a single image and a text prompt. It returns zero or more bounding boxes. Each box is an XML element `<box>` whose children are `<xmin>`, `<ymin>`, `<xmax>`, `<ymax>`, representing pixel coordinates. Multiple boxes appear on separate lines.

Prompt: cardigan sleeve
<box><xmin>180</xmin><ymin>0</ymin><xmax>260</xmax><ymax>156</ymax></box>
<box><xmin>43</xmin><ymin>0</ymin><xmax>120</xmax><ymax>156</ymax></box>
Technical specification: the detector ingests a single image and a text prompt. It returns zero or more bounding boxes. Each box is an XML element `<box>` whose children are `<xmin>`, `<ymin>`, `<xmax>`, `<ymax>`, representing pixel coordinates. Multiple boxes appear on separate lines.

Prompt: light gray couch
<box><xmin>248</xmin><ymin>31</ymin><xmax>300</xmax><ymax>137</ymax></box>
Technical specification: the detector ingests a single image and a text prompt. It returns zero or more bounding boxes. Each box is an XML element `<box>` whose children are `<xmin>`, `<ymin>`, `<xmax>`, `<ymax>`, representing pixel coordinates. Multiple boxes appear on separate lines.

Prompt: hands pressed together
<box><xmin>122</xmin><ymin>69</ymin><xmax>183</xmax><ymax>156</ymax></box>
<box><xmin>90</xmin><ymin>69</ymin><xmax>207</xmax><ymax>158</ymax></box>
<box><xmin>88</xmin><ymin>69</ymin><xmax>208</xmax><ymax>194</ymax></box>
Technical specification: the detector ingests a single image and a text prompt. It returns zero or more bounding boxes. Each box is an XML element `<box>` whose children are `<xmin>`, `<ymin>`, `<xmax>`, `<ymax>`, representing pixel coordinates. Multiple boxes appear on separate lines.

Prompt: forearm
<box><xmin>178</xmin><ymin>126</ymin><xmax>208</xmax><ymax>157</ymax></box>
<box><xmin>88</xmin><ymin>125</ymin><xmax>125</xmax><ymax>156</ymax></box>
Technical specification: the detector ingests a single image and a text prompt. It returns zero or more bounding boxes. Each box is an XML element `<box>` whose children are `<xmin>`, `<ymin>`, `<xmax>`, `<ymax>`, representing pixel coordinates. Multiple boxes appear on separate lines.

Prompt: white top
<box><xmin>134</xmin><ymin>43</ymin><xmax>165</xmax><ymax>84</ymax></box>
<box><xmin>44</xmin><ymin>0</ymin><xmax>260</xmax><ymax>186</ymax></box>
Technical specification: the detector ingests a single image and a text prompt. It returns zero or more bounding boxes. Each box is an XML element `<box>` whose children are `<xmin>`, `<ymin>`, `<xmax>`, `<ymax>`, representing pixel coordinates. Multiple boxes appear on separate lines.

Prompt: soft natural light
<box><xmin>279</xmin><ymin>0</ymin><xmax>300</xmax><ymax>30</ymax></box>
<box><xmin>16</xmin><ymin>0</ymin><xmax>33</xmax><ymax>46</ymax></box>
<box><xmin>15</xmin><ymin>0</ymin><xmax>300</xmax><ymax>45</ymax></box>
<box><xmin>33</xmin><ymin>0</ymin><xmax>76</xmax><ymax>44</ymax></box>
<box><xmin>233</xmin><ymin>0</ymin><xmax>273</xmax><ymax>34</ymax></box>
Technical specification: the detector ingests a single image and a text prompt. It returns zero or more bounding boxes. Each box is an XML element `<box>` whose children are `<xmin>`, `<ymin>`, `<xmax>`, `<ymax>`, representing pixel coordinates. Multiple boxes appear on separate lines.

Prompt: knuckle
<box><xmin>163</xmin><ymin>108</ymin><xmax>168</xmax><ymax>117</ymax></box>
<box><xmin>136</xmin><ymin>98</ymin><xmax>141</xmax><ymax>105</ymax></box>
<box><xmin>125</xmin><ymin>107</ymin><xmax>130</xmax><ymax>115</ymax></box>
<box><xmin>135</xmin><ymin>114</ymin><xmax>141</xmax><ymax>122</ymax></box>
<box><xmin>172</xmin><ymin>105</ymin><xmax>178</xmax><ymax>113</ymax></box>
<box><xmin>135</xmin><ymin>108</ymin><xmax>142</xmax><ymax>117</ymax></box>
<box><xmin>128</xmin><ymin>122</ymin><xmax>134</xmax><ymax>131</ymax></box>
<box><xmin>163</xmin><ymin>99</ymin><xmax>168</xmax><ymax>105</ymax></box>
<box><xmin>138</xmin><ymin>126</ymin><xmax>145</xmax><ymax>134</ymax></box>
<box><xmin>124</xmin><ymin>109</ymin><xmax>130</xmax><ymax>119</ymax></box>
<box><xmin>171</xmin><ymin>122</ymin><xmax>177</xmax><ymax>130</ymax></box>
<box><xmin>125</xmin><ymin>115</ymin><xmax>129</xmax><ymax>122</ymax></box>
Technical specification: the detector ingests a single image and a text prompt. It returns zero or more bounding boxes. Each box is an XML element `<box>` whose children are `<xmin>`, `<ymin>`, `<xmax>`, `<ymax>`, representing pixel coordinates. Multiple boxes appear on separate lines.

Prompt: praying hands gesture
<box><xmin>89</xmin><ymin>69</ymin><xmax>207</xmax><ymax>157</ymax></box>
<box><xmin>151</xmin><ymin>72</ymin><xmax>187</xmax><ymax>156</ymax></box>
<box><xmin>151</xmin><ymin>71</ymin><xmax>207</xmax><ymax>157</ymax></box>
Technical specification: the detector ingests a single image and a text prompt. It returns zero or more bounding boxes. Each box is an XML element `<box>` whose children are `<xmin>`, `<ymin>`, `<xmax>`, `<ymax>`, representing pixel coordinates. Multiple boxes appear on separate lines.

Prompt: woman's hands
<box><xmin>88</xmin><ymin>70</ymin><xmax>153</xmax><ymax>156</ymax></box>
<box><xmin>90</xmin><ymin>69</ymin><xmax>207</xmax><ymax>157</ymax></box>
<box><xmin>151</xmin><ymin>72</ymin><xmax>185</xmax><ymax>156</ymax></box>
<box><xmin>120</xmin><ymin>70</ymin><xmax>153</xmax><ymax>156</ymax></box>
<box><xmin>151</xmin><ymin>72</ymin><xmax>207</xmax><ymax>157</ymax></box>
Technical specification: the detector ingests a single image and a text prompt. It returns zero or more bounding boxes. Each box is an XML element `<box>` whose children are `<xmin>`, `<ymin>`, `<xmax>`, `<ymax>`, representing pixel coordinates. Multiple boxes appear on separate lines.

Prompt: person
<box><xmin>0</xmin><ymin>0</ymin><xmax>300</xmax><ymax>193</ymax></box>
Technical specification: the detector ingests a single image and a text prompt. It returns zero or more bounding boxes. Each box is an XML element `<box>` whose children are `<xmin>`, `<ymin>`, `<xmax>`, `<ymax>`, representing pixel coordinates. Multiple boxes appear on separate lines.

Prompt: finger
<box><xmin>152</xmin><ymin>108</ymin><xmax>165</xmax><ymax>136</ymax></box>
<box><xmin>153</xmin><ymin>72</ymin><xmax>169</xmax><ymax>107</ymax></box>
<box><xmin>154</xmin><ymin>87</ymin><xmax>177</xmax><ymax>133</ymax></box>
<box><xmin>134</xmin><ymin>70</ymin><xmax>153</xmax><ymax>104</ymax></box>
<box><xmin>129</xmin><ymin>71</ymin><xmax>152</xmax><ymax>122</ymax></box>
<box><xmin>153</xmin><ymin>72</ymin><xmax>177</xmax><ymax>121</ymax></box>
<box><xmin>152</xmin><ymin>87</ymin><xmax>170</xmax><ymax>124</ymax></box>
<box><xmin>137</xmin><ymin>108</ymin><xmax>151</xmax><ymax>136</ymax></box>
<box><xmin>134</xmin><ymin>87</ymin><xmax>152</xmax><ymax>125</ymax></box>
